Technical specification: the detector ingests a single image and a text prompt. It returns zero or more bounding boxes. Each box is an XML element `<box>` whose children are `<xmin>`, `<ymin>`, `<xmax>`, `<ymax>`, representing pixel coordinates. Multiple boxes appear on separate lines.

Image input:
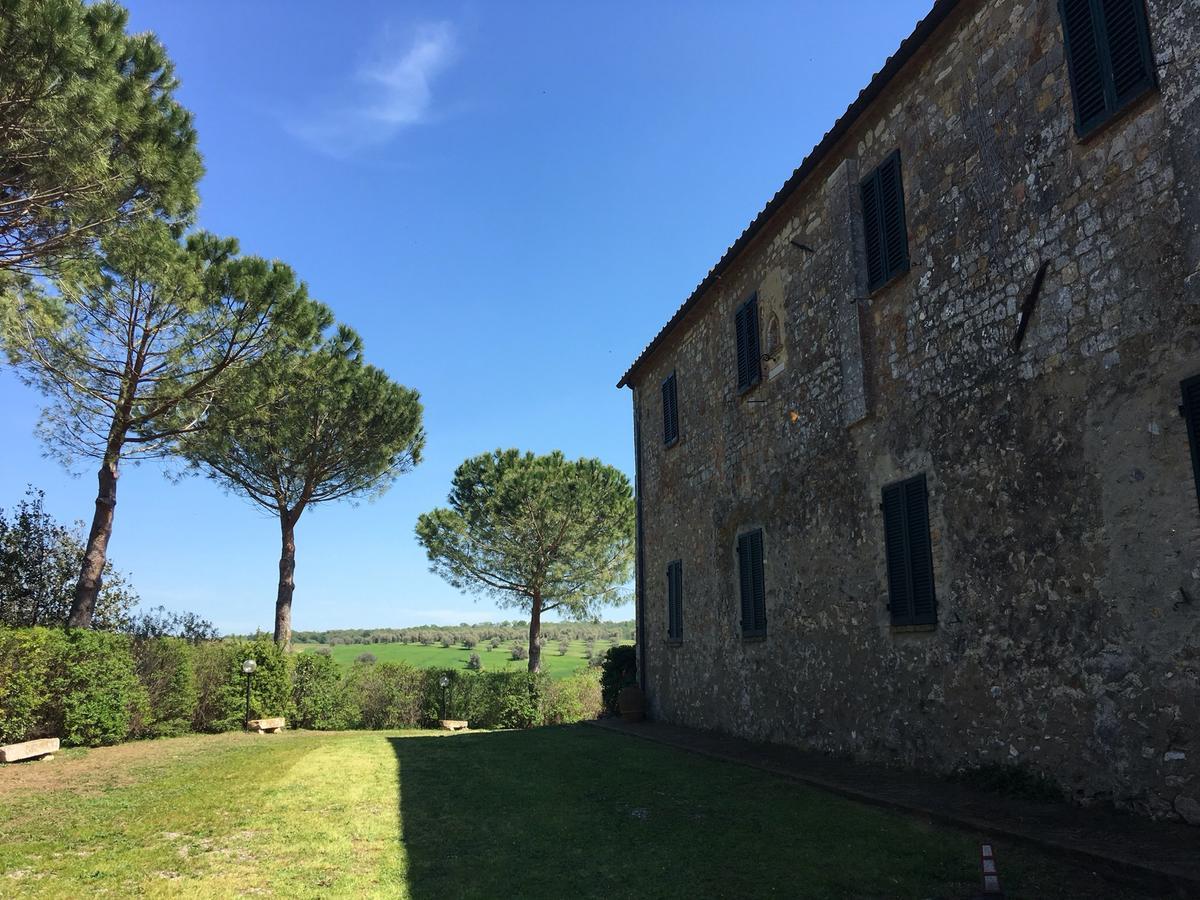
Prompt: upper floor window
<box><xmin>1182</xmin><ymin>374</ymin><xmax>1200</xmax><ymax>515</ymax></box>
<box><xmin>734</xmin><ymin>294</ymin><xmax>761</xmax><ymax>393</ymax></box>
<box><xmin>860</xmin><ymin>150</ymin><xmax>910</xmax><ymax>292</ymax></box>
<box><xmin>737</xmin><ymin>529</ymin><xmax>766</xmax><ymax>636</ymax></box>
<box><xmin>662</xmin><ymin>372</ymin><xmax>679</xmax><ymax>446</ymax></box>
<box><xmin>1060</xmin><ymin>0</ymin><xmax>1156</xmax><ymax>137</ymax></box>
<box><xmin>667</xmin><ymin>559</ymin><xmax>683</xmax><ymax>641</ymax></box>
<box><xmin>881</xmin><ymin>474</ymin><xmax>936</xmax><ymax>627</ymax></box>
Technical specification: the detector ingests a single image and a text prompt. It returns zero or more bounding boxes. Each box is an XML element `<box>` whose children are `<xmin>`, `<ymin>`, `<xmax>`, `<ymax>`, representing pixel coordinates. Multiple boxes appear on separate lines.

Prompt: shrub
<box><xmin>348</xmin><ymin>661</ymin><xmax>425</xmax><ymax>729</ymax></box>
<box><xmin>130</xmin><ymin>636</ymin><xmax>197</xmax><ymax>738</ymax></box>
<box><xmin>510</xmin><ymin>643</ymin><xmax>528</xmax><ymax>661</ymax></box>
<box><xmin>192</xmin><ymin>640</ymin><xmax>242</xmax><ymax>732</ymax></box>
<box><xmin>49</xmin><ymin>629</ymin><xmax>147</xmax><ymax>747</ymax></box>
<box><xmin>557</xmin><ymin>639</ymin><xmax>569</xmax><ymax>656</ymax></box>
<box><xmin>441</xmin><ymin>638</ymin><xmax>453</xmax><ymax>649</ymax></box>
<box><xmin>0</xmin><ymin>626</ymin><xmax>67</xmax><ymax>743</ymax></box>
<box><xmin>467</xmin><ymin>652</ymin><xmax>482</xmax><ymax>671</ymax></box>
<box><xmin>600</xmin><ymin>644</ymin><xmax>637</xmax><ymax>714</ymax></box>
<box><xmin>292</xmin><ymin>653</ymin><xmax>352</xmax><ymax>729</ymax></box>
<box><xmin>315</xmin><ymin>646</ymin><xmax>332</xmax><ymax>656</ymax></box>
<box><xmin>541</xmin><ymin>670</ymin><xmax>602</xmax><ymax>725</ymax></box>
<box><xmin>489</xmin><ymin>636</ymin><xmax>501</xmax><ymax>650</ymax></box>
<box><xmin>463</xmin><ymin>637</ymin><xmax>477</xmax><ymax>649</ymax></box>
<box><xmin>468</xmin><ymin>671</ymin><xmax>543</xmax><ymax>729</ymax></box>
<box><xmin>355</xmin><ymin>652</ymin><xmax>377</xmax><ymax>665</ymax></box>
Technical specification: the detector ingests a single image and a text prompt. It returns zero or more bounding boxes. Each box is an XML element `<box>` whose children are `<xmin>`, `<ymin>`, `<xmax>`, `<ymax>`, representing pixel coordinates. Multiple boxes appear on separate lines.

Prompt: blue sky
<box><xmin>0</xmin><ymin>1</ymin><xmax>934</xmax><ymax>633</ymax></box>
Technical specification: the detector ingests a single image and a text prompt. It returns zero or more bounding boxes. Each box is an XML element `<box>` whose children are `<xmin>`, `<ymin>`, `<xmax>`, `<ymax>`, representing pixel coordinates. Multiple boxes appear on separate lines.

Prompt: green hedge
<box><xmin>0</xmin><ymin>627</ymin><xmax>603</xmax><ymax>748</ymax></box>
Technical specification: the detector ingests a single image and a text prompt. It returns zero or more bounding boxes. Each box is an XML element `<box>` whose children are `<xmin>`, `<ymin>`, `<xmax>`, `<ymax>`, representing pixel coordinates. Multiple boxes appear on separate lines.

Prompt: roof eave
<box><xmin>617</xmin><ymin>0</ymin><xmax>965</xmax><ymax>390</ymax></box>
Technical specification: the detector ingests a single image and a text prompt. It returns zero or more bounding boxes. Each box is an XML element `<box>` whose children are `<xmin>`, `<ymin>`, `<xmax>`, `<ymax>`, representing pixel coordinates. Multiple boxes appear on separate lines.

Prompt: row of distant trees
<box><xmin>288</xmin><ymin>621</ymin><xmax>636</xmax><ymax>648</ymax></box>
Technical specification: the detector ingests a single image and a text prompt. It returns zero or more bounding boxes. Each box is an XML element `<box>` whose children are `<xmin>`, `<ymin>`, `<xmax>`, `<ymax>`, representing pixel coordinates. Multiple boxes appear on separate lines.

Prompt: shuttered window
<box><xmin>667</xmin><ymin>560</ymin><xmax>683</xmax><ymax>640</ymax></box>
<box><xmin>734</xmin><ymin>295</ymin><xmax>761</xmax><ymax>392</ymax></box>
<box><xmin>737</xmin><ymin>529</ymin><xmax>766</xmax><ymax>636</ymax></box>
<box><xmin>861</xmin><ymin>151</ymin><xmax>910</xmax><ymax>292</ymax></box>
<box><xmin>881</xmin><ymin>474</ymin><xmax>937</xmax><ymax>627</ymax></box>
<box><xmin>1060</xmin><ymin>0</ymin><xmax>1156</xmax><ymax>137</ymax></box>
<box><xmin>1182</xmin><ymin>375</ymin><xmax>1200</xmax><ymax>515</ymax></box>
<box><xmin>662</xmin><ymin>372</ymin><xmax>679</xmax><ymax>446</ymax></box>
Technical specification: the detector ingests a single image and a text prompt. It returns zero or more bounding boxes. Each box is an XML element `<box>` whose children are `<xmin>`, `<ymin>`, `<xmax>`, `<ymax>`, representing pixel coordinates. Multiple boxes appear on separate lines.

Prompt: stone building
<box><xmin>618</xmin><ymin>0</ymin><xmax>1200</xmax><ymax>821</ymax></box>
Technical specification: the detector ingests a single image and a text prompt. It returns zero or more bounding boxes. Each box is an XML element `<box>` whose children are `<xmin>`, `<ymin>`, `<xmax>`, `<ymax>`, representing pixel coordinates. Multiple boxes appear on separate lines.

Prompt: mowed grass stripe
<box><xmin>0</xmin><ymin>731</ymin><xmax>417</xmax><ymax>899</ymax></box>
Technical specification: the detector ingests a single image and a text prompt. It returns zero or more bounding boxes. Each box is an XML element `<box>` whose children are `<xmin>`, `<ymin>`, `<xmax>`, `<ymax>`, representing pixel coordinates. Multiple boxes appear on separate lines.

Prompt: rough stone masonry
<box><xmin>620</xmin><ymin>0</ymin><xmax>1200</xmax><ymax>821</ymax></box>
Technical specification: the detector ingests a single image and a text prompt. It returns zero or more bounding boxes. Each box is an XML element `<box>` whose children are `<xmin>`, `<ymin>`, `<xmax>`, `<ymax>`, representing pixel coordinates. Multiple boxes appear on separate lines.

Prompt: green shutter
<box><xmin>666</xmin><ymin>560</ymin><xmax>683</xmax><ymax>640</ymax></box>
<box><xmin>662</xmin><ymin>373</ymin><xmax>679</xmax><ymax>445</ymax></box>
<box><xmin>1060</xmin><ymin>0</ymin><xmax>1156</xmax><ymax>136</ymax></box>
<box><xmin>1182</xmin><ymin>375</ymin><xmax>1200</xmax><ymax>515</ymax></box>
<box><xmin>737</xmin><ymin>534</ymin><xmax>754</xmax><ymax>632</ymax></box>
<box><xmin>1061</xmin><ymin>0</ymin><xmax>1109</xmax><ymax>131</ymax></box>
<box><xmin>861</xmin><ymin>171</ymin><xmax>885</xmax><ymax>289</ymax></box>
<box><xmin>1100</xmin><ymin>0</ymin><xmax>1156</xmax><ymax>106</ymax></box>
<box><xmin>735</xmin><ymin>296</ymin><xmax>760</xmax><ymax>391</ymax></box>
<box><xmin>750</xmin><ymin>530</ymin><xmax>766</xmax><ymax>633</ymax></box>
<box><xmin>905</xmin><ymin>476</ymin><xmax>937</xmax><ymax>625</ymax></box>
<box><xmin>880</xmin><ymin>152</ymin><xmax>909</xmax><ymax>279</ymax></box>
<box><xmin>882</xmin><ymin>474</ymin><xmax>936</xmax><ymax>626</ymax></box>
<box><xmin>862</xmin><ymin>152</ymin><xmax>909</xmax><ymax>291</ymax></box>
<box><xmin>882</xmin><ymin>483</ymin><xmax>913</xmax><ymax>625</ymax></box>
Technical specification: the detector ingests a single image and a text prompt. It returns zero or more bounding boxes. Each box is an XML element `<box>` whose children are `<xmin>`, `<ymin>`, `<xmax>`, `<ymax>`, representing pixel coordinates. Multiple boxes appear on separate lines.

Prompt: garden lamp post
<box><xmin>439</xmin><ymin>674</ymin><xmax>450</xmax><ymax>721</ymax></box>
<box><xmin>242</xmin><ymin>658</ymin><xmax>257</xmax><ymax>728</ymax></box>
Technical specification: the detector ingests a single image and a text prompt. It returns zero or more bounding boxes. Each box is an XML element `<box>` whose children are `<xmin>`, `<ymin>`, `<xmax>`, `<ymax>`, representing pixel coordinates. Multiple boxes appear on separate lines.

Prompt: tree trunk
<box><xmin>527</xmin><ymin>593</ymin><xmax>542</xmax><ymax>673</ymax></box>
<box><xmin>274</xmin><ymin>513</ymin><xmax>297</xmax><ymax>647</ymax></box>
<box><xmin>67</xmin><ymin>457</ymin><xmax>119</xmax><ymax>628</ymax></box>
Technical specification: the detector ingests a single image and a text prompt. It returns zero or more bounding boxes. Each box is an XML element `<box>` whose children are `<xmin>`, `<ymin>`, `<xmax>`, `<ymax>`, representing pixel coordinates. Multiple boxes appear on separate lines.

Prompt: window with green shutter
<box><xmin>737</xmin><ymin>529</ymin><xmax>766</xmax><ymax>636</ymax></box>
<box><xmin>1059</xmin><ymin>0</ymin><xmax>1156</xmax><ymax>138</ymax></box>
<box><xmin>860</xmin><ymin>151</ymin><xmax>910</xmax><ymax>292</ymax></box>
<box><xmin>662</xmin><ymin>372</ymin><xmax>679</xmax><ymax>446</ymax></box>
<box><xmin>881</xmin><ymin>474</ymin><xmax>936</xmax><ymax>627</ymax></box>
<box><xmin>667</xmin><ymin>559</ymin><xmax>683</xmax><ymax>640</ymax></box>
<box><xmin>734</xmin><ymin>295</ymin><xmax>761</xmax><ymax>393</ymax></box>
<box><xmin>1181</xmin><ymin>375</ymin><xmax>1200</xmax><ymax>515</ymax></box>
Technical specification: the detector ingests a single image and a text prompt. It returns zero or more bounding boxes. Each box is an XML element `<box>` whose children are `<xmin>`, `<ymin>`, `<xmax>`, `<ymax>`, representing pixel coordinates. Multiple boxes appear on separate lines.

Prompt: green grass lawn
<box><xmin>296</xmin><ymin>638</ymin><xmax>622</xmax><ymax>680</ymax></box>
<box><xmin>0</xmin><ymin>727</ymin><xmax>1156</xmax><ymax>899</ymax></box>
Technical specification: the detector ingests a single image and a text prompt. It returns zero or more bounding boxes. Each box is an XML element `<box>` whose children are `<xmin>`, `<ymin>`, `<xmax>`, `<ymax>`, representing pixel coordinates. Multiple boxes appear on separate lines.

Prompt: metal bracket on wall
<box><xmin>1012</xmin><ymin>260</ymin><xmax>1050</xmax><ymax>353</ymax></box>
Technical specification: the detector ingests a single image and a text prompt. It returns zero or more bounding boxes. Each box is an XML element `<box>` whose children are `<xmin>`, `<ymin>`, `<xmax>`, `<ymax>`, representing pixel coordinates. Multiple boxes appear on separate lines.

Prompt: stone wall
<box><xmin>627</xmin><ymin>0</ymin><xmax>1200</xmax><ymax>821</ymax></box>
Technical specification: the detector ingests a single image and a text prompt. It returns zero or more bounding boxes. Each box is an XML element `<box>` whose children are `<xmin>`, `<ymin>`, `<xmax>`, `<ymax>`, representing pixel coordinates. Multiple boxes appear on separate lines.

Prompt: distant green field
<box><xmin>295</xmin><ymin>639</ymin><xmax>625</xmax><ymax>680</ymax></box>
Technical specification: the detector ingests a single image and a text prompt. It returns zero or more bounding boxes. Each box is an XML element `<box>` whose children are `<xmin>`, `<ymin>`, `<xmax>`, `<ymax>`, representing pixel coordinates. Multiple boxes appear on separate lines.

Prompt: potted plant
<box><xmin>617</xmin><ymin>684</ymin><xmax>645</xmax><ymax>722</ymax></box>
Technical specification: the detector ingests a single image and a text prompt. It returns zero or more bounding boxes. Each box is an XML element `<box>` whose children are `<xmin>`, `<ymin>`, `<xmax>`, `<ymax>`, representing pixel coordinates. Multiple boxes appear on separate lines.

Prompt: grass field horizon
<box><xmin>295</xmin><ymin>638</ymin><xmax>628</xmax><ymax>679</ymax></box>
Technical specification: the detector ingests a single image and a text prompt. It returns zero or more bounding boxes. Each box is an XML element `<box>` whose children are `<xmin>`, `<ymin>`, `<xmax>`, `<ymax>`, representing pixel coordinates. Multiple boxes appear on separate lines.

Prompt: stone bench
<box><xmin>439</xmin><ymin>719</ymin><xmax>469</xmax><ymax>731</ymax></box>
<box><xmin>0</xmin><ymin>738</ymin><xmax>60</xmax><ymax>763</ymax></box>
<box><xmin>246</xmin><ymin>717</ymin><xmax>285</xmax><ymax>734</ymax></box>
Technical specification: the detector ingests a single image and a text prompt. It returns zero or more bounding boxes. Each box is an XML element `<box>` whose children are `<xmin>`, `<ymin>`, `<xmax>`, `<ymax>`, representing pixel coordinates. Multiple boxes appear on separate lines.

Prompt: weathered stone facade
<box><xmin>620</xmin><ymin>0</ymin><xmax>1200</xmax><ymax>821</ymax></box>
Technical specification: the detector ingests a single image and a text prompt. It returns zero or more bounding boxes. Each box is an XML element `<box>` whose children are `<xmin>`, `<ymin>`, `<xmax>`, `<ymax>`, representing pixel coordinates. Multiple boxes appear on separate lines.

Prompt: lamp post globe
<box><xmin>439</xmin><ymin>674</ymin><xmax>450</xmax><ymax>720</ymax></box>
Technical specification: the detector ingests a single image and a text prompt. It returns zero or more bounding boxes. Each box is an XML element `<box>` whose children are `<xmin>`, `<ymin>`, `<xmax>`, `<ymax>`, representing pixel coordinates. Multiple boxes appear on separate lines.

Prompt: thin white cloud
<box><xmin>289</xmin><ymin>21</ymin><xmax>458</xmax><ymax>156</ymax></box>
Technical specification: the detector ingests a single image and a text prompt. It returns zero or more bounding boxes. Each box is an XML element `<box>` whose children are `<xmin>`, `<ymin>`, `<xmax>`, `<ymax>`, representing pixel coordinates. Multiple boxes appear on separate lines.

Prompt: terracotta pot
<box><xmin>617</xmin><ymin>685</ymin><xmax>645</xmax><ymax>722</ymax></box>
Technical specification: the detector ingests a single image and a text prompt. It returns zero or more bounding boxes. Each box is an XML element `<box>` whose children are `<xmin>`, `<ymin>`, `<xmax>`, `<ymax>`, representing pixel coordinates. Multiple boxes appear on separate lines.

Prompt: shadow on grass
<box><xmin>388</xmin><ymin>726</ymin><xmax>1168</xmax><ymax>900</ymax></box>
<box><xmin>388</xmin><ymin>725</ymin><xmax>993</xmax><ymax>900</ymax></box>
